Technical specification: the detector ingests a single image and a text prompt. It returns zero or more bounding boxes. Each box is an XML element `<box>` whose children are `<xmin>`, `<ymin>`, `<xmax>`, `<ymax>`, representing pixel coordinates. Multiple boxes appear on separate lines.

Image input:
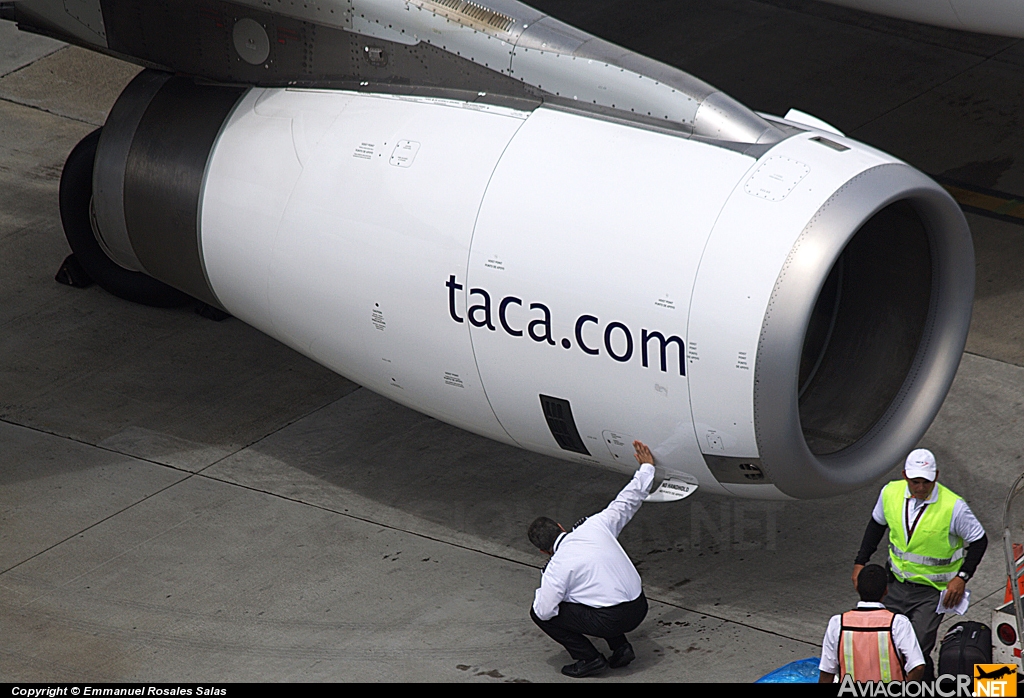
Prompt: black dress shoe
<box><xmin>608</xmin><ymin>642</ymin><xmax>635</xmax><ymax>668</ymax></box>
<box><xmin>561</xmin><ymin>655</ymin><xmax>608</xmax><ymax>678</ymax></box>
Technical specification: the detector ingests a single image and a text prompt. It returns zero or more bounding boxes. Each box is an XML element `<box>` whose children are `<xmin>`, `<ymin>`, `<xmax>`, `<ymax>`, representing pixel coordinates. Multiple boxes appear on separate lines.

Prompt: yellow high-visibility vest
<box><xmin>882</xmin><ymin>480</ymin><xmax>964</xmax><ymax>590</ymax></box>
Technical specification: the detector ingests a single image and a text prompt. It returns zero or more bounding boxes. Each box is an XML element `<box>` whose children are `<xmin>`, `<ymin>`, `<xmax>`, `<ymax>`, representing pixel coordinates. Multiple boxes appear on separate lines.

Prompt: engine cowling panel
<box><xmin>90</xmin><ymin>72</ymin><xmax>974</xmax><ymax>499</ymax></box>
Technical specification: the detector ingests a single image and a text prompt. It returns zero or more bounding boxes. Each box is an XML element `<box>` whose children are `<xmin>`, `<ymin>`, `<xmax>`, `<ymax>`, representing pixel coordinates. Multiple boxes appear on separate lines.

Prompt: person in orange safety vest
<box><xmin>819</xmin><ymin>565</ymin><xmax>925</xmax><ymax>683</ymax></box>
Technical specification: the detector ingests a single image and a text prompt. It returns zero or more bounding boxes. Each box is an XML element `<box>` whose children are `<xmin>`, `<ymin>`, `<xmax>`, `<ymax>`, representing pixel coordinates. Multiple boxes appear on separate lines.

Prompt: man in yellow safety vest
<box><xmin>851</xmin><ymin>449</ymin><xmax>988</xmax><ymax>680</ymax></box>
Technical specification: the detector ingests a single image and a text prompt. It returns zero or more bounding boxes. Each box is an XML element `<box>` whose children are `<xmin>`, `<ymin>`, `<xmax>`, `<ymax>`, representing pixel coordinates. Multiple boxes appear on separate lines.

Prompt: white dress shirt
<box><xmin>819</xmin><ymin>602</ymin><xmax>925</xmax><ymax>675</ymax></box>
<box><xmin>870</xmin><ymin>483</ymin><xmax>986</xmax><ymax>545</ymax></box>
<box><xmin>532</xmin><ymin>463</ymin><xmax>655</xmax><ymax>621</ymax></box>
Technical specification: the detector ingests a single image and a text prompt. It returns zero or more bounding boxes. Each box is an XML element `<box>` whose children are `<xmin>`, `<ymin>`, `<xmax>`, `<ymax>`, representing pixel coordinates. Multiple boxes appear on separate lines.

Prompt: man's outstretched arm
<box><xmin>596</xmin><ymin>441</ymin><xmax>656</xmax><ymax>539</ymax></box>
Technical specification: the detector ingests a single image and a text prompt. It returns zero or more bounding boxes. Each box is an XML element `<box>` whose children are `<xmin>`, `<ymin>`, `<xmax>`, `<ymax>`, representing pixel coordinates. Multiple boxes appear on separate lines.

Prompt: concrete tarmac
<box><xmin>2</xmin><ymin>0</ymin><xmax>1024</xmax><ymax>682</ymax></box>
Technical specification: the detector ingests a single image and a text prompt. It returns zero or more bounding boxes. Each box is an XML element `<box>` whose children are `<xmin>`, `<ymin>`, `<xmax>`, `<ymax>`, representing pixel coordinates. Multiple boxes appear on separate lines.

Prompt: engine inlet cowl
<box><xmin>754</xmin><ymin>165</ymin><xmax>973</xmax><ymax>498</ymax></box>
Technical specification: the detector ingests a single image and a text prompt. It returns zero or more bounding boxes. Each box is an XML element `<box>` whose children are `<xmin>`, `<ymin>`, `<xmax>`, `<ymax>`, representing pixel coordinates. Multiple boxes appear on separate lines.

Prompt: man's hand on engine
<box><xmin>633</xmin><ymin>441</ymin><xmax>654</xmax><ymax>466</ymax></box>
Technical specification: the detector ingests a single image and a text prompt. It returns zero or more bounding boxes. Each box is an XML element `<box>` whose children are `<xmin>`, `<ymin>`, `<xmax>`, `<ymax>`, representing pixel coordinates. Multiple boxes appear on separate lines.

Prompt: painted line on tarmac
<box><xmin>935</xmin><ymin>176</ymin><xmax>1024</xmax><ymax>226</ymax></box>
<box><xmin>0</xmin><ymin>91</ymin><xmax>103</xmax><ymax>126</ymax></box>
<box><xmin>1</xmin><ymin>405</ymin><xmax>820</xmax><ymax>649</ymax></box>
<box><xmin>0</xmin><ymin>421</ymin><xmax>192</xmax><ymax>578</ymax></box>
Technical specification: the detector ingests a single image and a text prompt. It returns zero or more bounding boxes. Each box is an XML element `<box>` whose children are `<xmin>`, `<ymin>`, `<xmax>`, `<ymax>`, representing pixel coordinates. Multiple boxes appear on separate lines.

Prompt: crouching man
<box><xmin>528</xmin><ymin>440</ymin><xmax>655</xmax><ymax>678</ymax></box>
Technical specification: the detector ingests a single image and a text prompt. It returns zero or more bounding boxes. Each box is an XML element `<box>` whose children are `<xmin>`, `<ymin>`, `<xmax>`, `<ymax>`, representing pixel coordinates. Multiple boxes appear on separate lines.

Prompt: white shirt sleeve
<box><xmin>591</xmin><ymin>463</ymin><xmax>655</xmax><ymax>539</ymax></box>
<box><xmin>872</xmin><ymin>488</ymin><xmax>888</xmax><ymax>526</ymax></box>
<box><xmin>819</xmin><ymin>615</ymin><xmax>841</xmax><ymax>674</ymax></box>
<box><xmin>951</xmin><ymin>499</ymin><xmax>986</xmax><ymax>544</ymax></box>
<box><xmin>892</xmin><ymin>614</ymin><xmax>925</xmax><ymax>672</ymax></box>
<box><xmin>532</xmin><ymin>556</ymin><xmax>569</xmax><ymax>621</ymax></box>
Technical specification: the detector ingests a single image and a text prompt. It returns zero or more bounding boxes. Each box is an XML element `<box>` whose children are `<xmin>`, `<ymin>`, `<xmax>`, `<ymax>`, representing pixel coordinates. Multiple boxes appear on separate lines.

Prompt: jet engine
<box><xmin>69</xmin><ymin>68</ymin><xmax>973</xmax><ymax>500</ymax></box>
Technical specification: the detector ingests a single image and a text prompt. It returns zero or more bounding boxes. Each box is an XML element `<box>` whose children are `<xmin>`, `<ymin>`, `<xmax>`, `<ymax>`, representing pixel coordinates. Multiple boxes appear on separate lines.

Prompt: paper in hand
<box><xmin>937</xmin><ymin>589</ymin><xmax>970</xmax><ymax>615</ymax></box>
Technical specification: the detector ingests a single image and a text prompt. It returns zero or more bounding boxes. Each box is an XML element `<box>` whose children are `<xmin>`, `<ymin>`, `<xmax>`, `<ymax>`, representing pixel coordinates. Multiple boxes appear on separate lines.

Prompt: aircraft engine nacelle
<box><xmin>90</xmin><ymin>70</ymin><xmax>973</xmax><ymax>500</ymax></box>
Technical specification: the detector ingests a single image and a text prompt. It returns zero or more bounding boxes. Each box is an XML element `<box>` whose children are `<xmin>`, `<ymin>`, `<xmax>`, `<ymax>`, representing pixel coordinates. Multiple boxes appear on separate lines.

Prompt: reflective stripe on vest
<box><xmin>878</xmin><ymin>630</ymin><xmax>893</xmax><ymax>683</ymax></box>
<box><xmin>882</xmin><ymin>480</ymin><xmax>964</xmax><ymax>590</ymax></box>
<box><xmin>838</xmin><ymin>609</ymin><xmax>905</xmax><ymax>683</ymax></box>
<box><xmin>888</xmin><ymin>545</ymin><xmax>965</xmax><ymax>567</ymax></box>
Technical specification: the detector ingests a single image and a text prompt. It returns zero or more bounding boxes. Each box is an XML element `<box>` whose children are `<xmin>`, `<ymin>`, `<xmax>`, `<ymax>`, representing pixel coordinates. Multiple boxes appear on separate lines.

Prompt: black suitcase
<box><xmin>938</xmin><ymin>621</ymin><xmax>992</xmax><ymax>677</ymax></box>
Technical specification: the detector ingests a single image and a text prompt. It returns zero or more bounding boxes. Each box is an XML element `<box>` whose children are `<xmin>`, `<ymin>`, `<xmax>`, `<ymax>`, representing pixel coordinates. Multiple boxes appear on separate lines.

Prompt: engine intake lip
<box><xmin>753</xmin><ymin>163</ymin><xmax>973</xmax><ymax>499</ymax></box>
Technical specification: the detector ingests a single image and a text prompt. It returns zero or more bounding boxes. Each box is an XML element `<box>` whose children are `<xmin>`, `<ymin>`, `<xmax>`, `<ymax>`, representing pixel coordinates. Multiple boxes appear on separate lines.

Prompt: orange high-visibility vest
<box><xmin>838</xmin><ymin>608</ymin><xmax>906</xmax><ymax>682</ymax></box>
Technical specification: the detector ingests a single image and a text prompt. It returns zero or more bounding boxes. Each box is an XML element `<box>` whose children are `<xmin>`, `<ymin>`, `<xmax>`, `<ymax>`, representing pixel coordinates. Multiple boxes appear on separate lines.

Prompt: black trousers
<box><xmin>530</xmin><ymin>591</ymin><xmax>648</xmax><ymax>661</ymax></box>
<box><xmin>884</xmin><ymin>579</ymin><xmax>944</xmax><ymax>680</ymax></box>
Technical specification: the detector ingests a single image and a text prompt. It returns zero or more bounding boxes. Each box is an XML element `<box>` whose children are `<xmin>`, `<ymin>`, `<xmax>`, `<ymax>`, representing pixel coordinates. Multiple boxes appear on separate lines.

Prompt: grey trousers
<box><xmin>885</xmin><ymin>578</ymin><xmax>943</xmax><ymax>676</ymax></box>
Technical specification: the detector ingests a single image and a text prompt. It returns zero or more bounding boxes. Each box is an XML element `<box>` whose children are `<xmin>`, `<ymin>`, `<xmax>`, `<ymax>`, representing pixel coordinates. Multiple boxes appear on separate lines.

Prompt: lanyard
<box><xmin>904</xmin><ymin>498</ymin><xmax>928</xmax><ymax>542</ymax></box>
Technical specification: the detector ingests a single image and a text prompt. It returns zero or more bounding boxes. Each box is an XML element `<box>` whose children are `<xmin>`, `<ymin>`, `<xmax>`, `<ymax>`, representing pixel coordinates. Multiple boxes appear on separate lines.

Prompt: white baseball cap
<box><xmin>904</xmin><ymin>449</ymin><xmax>937</xmax><ymax>481</ymax></box>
